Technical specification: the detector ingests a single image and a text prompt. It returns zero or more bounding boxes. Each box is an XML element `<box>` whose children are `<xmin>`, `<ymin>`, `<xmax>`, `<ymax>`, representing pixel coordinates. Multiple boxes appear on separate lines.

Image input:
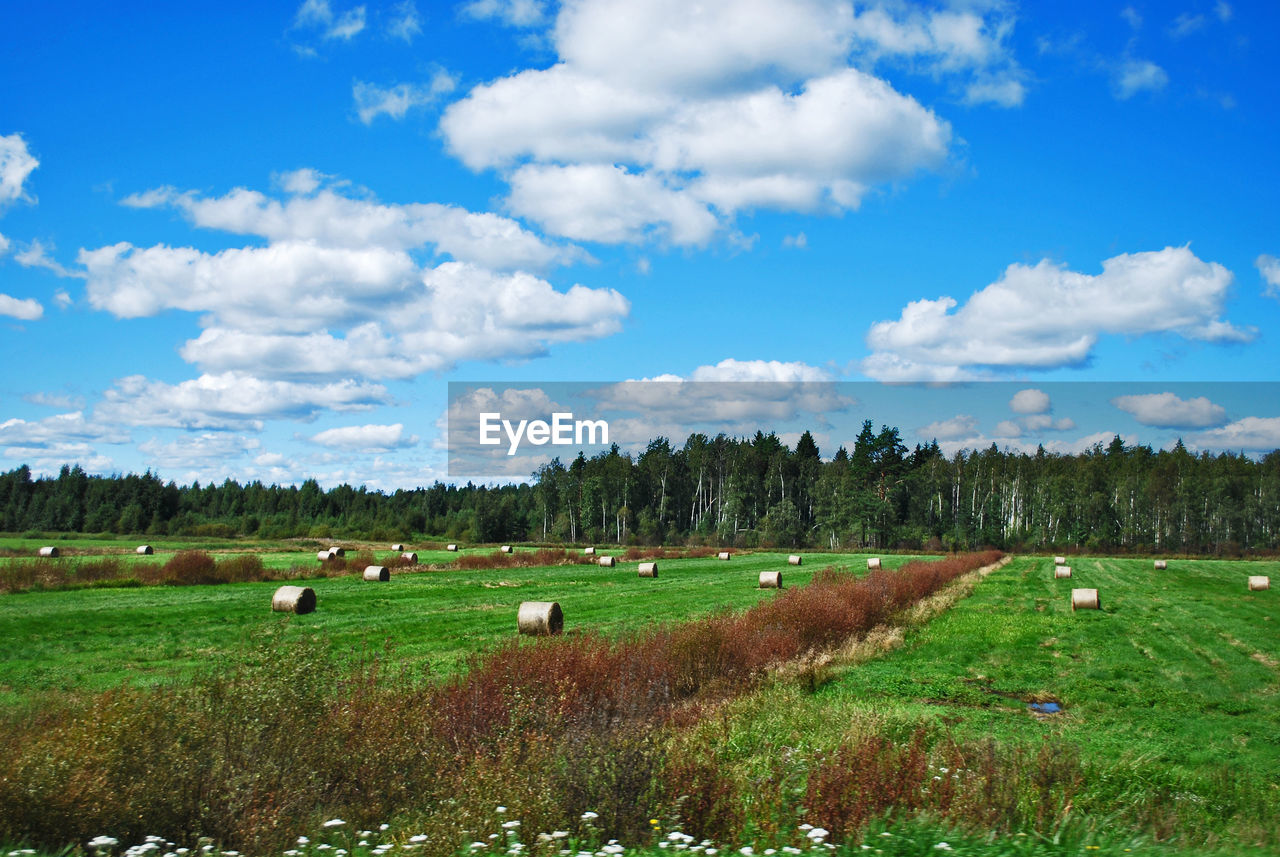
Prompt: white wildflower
<box><xmin>502</xmin><ymin>821</ymin><xmax>521</xmax><ymax>830</ymax></box>
<box><xmin>581</xmin><ymin>812</ymin><xmax>599</xmax><ymax>821</ymax></box>
<box><xmin>805</xmin><ymin>829</ymin><xmax>828</xmax><ymax>842</ymax></box>
<box><xmin>497</xmin><ymin>806</ymin><xmax>507</xmax><ymax>814</ymax></box>
<box><xmin>933</xmin><ymin>845</ymin><xmax>952</xmax><ymax>852</ymax></box>
<box><xmin>324</xmin><ymin>820</ymin><xmax>346</xmax><ymax>829</ymax></box>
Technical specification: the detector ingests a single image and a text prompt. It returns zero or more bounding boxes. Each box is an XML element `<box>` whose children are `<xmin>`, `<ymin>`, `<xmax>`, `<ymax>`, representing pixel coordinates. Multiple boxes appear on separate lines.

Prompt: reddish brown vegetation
<box><xmin>455</xmin><ymin>548</ymin><xmax>586</xmax><ymax>570</ymax></box>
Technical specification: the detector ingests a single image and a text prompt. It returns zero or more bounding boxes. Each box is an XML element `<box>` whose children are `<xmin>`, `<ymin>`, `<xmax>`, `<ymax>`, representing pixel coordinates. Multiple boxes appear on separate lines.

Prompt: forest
<box><xmin>2</xmin><ymin>420</ymin><xmax>1278</xmax><ymax>553</ymax></box>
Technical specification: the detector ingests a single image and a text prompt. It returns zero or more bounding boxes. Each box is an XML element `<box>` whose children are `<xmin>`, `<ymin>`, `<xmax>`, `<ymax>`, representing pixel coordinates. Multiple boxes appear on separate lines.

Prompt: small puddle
<box><xmin>1027</xmin><ymin>701</ymin><xmax>1062</xmax><ymax>714</ymax></box>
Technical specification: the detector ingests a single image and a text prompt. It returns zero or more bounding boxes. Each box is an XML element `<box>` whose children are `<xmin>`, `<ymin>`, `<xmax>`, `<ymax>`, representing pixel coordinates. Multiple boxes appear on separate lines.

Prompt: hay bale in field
<box><xmin>1055</xmin><ymin>566</ymin><xmax>1072</xmax><ymax>579</ymax></box>
<box><xmin>1054</xmin><ymin>556</ymin><xmax>1066</xmax><ymax>565</ymax></box>
<box><xmin>136</xmin><ymin>545</ymin><xmax>153</xmax><ymax>555</ymax></box>
<box><xmin>518</xmin><ymin>601</ymin><xmax>563</xmax><ymax>636</ymax></box>
<box><xmin>1154</xmin><ymin>560</ymin><xmax>1167</xmax><ymax>570</ymax></box>
<box><xmin>598</xmin><ymin>555</ymin><xmax>617</xmax><ymax>568</ymax></box>
<box><xmin>317</xmin><ymin>550</ymin><xmax>332</xmax><ymax>562</ymax></box>
<box><xmin>867</xmin><ymin>557</ymin><xmax>881</xmax><ymax>570</ymax></box>
<box><xmin>1248</xmin><ymin>576</ymin><xmax>1270</xmax><ymax>591</ymax></box>
<box><xmin>584</xmin><ymin>546</ymin><xmax>596</xmax><ymax>555</ymax></box>
<box><xmin>717</xmin><ymin>551</ymin><xmax>731</xmax><ymax>560</ymax></box>
<box><xmin>638</xmin><ymin>562</ymin><xmax>658</xmax><ymax>577</ymax></box>
<box><xmin>401</xmin><ymin>551</ymin><xmax>418</xmax><ymax>563</ymax></box>
<box><xmin>1071</xmin><ymin>588</ymin><xmax>1100</xmax><ymax>611</ymax></box>
<box><xmin>759</xmin><ymin>571</ymin><xmax>782</xmax><ymax>589</ymax></box>
<box><xmin>37</xmin><ymin>546</ymin><xmax>59</xmax><ymax>558</ymax></box>
<box><xmin>501</xmin><ymin>545</ymin><xmax>513</xmax><ymax>554</ymax></box>
<box><xmin>392</xmin><ymin>543</ymin><xmax>405</xmax><ymax>552</ymax></box>
<box><xmin>328</xmin><ymin>546</ymin><xmax>345</xmax><ymax>557</ymax></box>
<box><xmin>446</xmin><ymin>544</ymin><xmax>458</xmax><ymax>552</ymax></box>
<box><xmin>788</xmin><ymin>554</ymin><xmax>802</xmax><ymax>566</ymax></box>
<box><xmin>363</xmin><ymin>565</ymin><xmax>390</xmax><ymax>582</ymax></box>
<box><xmin>272</xmin><ymin>585</ymin><xmax>316</xmax><ymax>614</ymax></box>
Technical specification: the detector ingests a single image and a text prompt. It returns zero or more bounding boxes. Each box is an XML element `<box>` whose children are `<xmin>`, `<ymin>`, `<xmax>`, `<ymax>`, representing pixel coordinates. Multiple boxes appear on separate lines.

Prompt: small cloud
<box><xmin>993</xmin><ymin>419</ymin><xmax>1022</xmax><ymax>437</ymax></box>
<box><xmin>1115</xmin><ymin>59</ymin><xmax>1168</xmax><ymax>99</ymax></box>
<box><xmin>636</xmin><ymin>256</ymin><xmax>651</xmax><ymax>275</ymax></box>
<box><xmin>459</xmin><ymin>0</ymin><xmax>546</xmax><ymax>28</ymax></box>
<box><xmin>54</xmin><ymin>289</ymin><xmax>72</xmax><ymax>309</ymax></box>
<box><xmin>386</xmin><ymin>0</ymin><xmax>421</xmax><ymax>42</ymax></box>
<box><xmin>1192</xmin><ymin>416</ymin><xmax>1280</xmax><ymax>451</ymax></box>
<box><xmin>918</xmin><ymin>414</ymin><xmax>978</xmax><ymax>441</ymax></box>
<box><xmin>14</xmin><ymin>239</ymin><xmax>79</xmax><ymax>278</ymax></box>
<box><xmin>293</xmin><ymin>0</ymin><xmax>366</xmax><ymax>43</ymax></box>
<box><xmin>782</xmin><ymin>232</ymin><xmax>808</xmax><ymax>250</ymax></box>
<box><xmin>0</xmin><ymin>293</ymin><xmax>42</xmax><ymax>321</ymax></box>
<box><xmin>1168</xmin><ymin>12</ymin><xmax>1206</xmax><ymax>38</ymax></box>
<box><xmin>1121</xmin><ymin>6</ymin><xmax>1143</xmax><ymax>29</ymax></box>
<box><xmin>309</xmin><ymin>422</ymin><xmax>419</xmax><ymax>451</ymax></box>
<box><xmin>23</xmin><ymin>391</ymin><xmax>86</xmax><ymax>409</ymax></box>
<box><xmin>1257</xmin><ymin>254</ymin><xmax>1280</xmax><ymax>299</ymax></box>
<box><xmin>1215</xmin><ymin>1</ymin><xmax>1233</xmax><ymax>22</ymax></box>
<box><xmin>353</xmin><ymin>72</ymin><xmax>456</xmax><ymax>124</ymax></box>
<box><xmin>1112</xmin><ymin>392</ymin><xmax>1227</xmax><ymax>428</ymax></box>
<box><xmin>1010</xmin><ymin>388</ymin><xmax>1050</xmax><ymax>415</ymax></box>
<box><xmin>0</xmin><ymin>133</ymin><xmax>39</xmax><ymax>209</ymax></box>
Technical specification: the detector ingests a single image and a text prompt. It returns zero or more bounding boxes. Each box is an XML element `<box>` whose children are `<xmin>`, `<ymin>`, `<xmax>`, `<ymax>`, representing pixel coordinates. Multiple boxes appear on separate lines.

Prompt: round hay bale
<box><xmin>37</xmin><ymin>546</ymin><xmax>59</xmax><ymax>558</ymax></box>
<box><xmin>1054</xmin><ymin>556</ymin><xmax>1066</xmax><ymax>565</ymax></box>
<box><xmin>517</xmin><ymin>601</ymin><xmax>563</xmax><ymax>636</ymax></box>
<box><xmin>401</xmin><ymin>551</ymin><xmax>418</xmax><ymax>563</ymax></box>
<box><xmin>867</xmin><ymin>557</ymin><xmax>881</xmax><ymax>570</ymax></box>
<box><xmin>446</xmin><ymin>544</ymin><xmax>458</xmax><ymax>552</ymax></box>
<box><xmin>598</xmin><ymin>555</ymin><xmax>617</xmax><ymax>568</ymax></box>
<box><xmin>1248</xmin><ymin>575</ymin><xmax>1270</xmax><ymax>591</ymax></box>
<box><xmin>1154</xmin><ymin>560</ymin><xmax>1167</xmax><ymax>570</ymax></box>
<box><xmin>638</xmin><ymin>561</ymin><xmax>658</xmax><ymax>578</ymax></box>
<box><xmin>717</xmin><ymin>551</ymin><xmax>731</xmax><ymax>560</ymax></box>
<box><xmin>272</xmin><ymin>585</ymin><xmax>316</xmax><ymax>614</ymax></box>
<box><xmin>501</xmin><ymin>545</ymin><xmax>513</xmax><ymax>554</ymax></box>
<box><xmin>136</xmin><ymin>545</ymin><xmax>153</xmax><ymax>555</ymax></box>
<box><xmin>363</xmin><ymin>565</ymin><xmax>390</xmax><ymax>582</ymax></box>
<box><xmin>759</xmin><ymin>570</ymin><xmax>782</xmax><ymax>589</ymax></box>
<box><xmin>391</xmin><ymin>543</ymin><xmax>405</xmax><ymax>552</ymax></box>
<box><xmin>1071</xmin><ymin>588</ymin><xmax>1100</xmax><ymax>611</ymax></box>
<box><xmin>328</xmin><ymin>546</ymin><xmax>345</xmax><ymax>557</ymax></box>
<box><xmin>1055</xmin><ymin>566</ymin><xmax>1072</xmax><ymax>579</ymax></box>
<box><xmin>787</xmin><ymin>554</ymin><xmax>802</xmax><ymax>566</ymax></box>
<box><xmin>317</xmin><ymin>550</ymin><xmax>332</xmax><ymax>562</ymax></box>
<box><xmin>584</xmin><ymin>546</ymin><xmax>596</xmax><ymax>555</ymax></box>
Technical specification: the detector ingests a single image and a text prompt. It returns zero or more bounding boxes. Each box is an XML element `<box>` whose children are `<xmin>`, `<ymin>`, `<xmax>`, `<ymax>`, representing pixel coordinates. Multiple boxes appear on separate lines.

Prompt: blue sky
<box><xmin>1</xmin><ymin>0</ymin><xmax>1278</xmax><ymax>488</ymax></box>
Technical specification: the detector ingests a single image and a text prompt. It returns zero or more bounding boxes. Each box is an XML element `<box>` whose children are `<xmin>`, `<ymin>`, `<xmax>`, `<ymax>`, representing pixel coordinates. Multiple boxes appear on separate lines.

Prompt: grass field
<box><xmin>0</xmin><ymin>548</ymin><xmax>881</xmax><ymax>706</ymax></box>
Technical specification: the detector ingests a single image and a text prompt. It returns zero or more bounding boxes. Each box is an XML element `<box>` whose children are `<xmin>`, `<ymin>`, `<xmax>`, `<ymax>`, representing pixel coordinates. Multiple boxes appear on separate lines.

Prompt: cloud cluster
<box><xmin>90</xmin><ymin>174</ymin><xmax>628</xmax><ymax>381</ymax></box>
<box><xmin>1111</xmin><ymin>392</ymin><xmax>1227</xmax><ymax>428</ymax></box>
<box><xmin>0</xmin><ymin>134</ymin><xmax>38</xmax><ymax>209</ymax></box>
<box><xmin>1258</xmin><ymin>254</ymin><xmax>1280</xmax><ymax>300</ymax></box>
<box><xmin>353</xmin><ymin>72</ymin><xmax>456</xmax><ymax>124</ymax></box>
<box><xmin>862</xmin><ymin>246</ymin><xmax>1252</xmax><ymax>380</ymax></box>
<box><xmin>439</xmin><ymin>0</ymin><xmax>1020</xmax><ymax>245</ymax></box>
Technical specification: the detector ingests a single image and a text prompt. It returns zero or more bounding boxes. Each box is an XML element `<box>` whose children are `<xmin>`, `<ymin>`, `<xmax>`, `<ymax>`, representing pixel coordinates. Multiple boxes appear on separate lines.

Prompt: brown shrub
<box><xmin>158</xmin><ymin>550</ymin><xmax>218</xmax><ymax>585</ymax></box>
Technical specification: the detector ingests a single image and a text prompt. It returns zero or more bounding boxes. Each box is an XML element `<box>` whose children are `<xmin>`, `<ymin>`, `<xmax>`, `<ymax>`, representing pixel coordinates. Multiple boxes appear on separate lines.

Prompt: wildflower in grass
<box><xmin>497</xmin><ymin>806</ymin><xmax>508</xmax><ymax>814</ymax></box>
<box><xmin>581</xmin><ymin>811</ymin><xmax>599</xmax><ymax>821</ymax></box>
<box><xmin>469</xmin><ymin>845</ymin><xmax>487</xmax><ymax>851</ymax></box>
<box><xmin>502</xmin><ymin>821</ymin><xmax>521</xmax><ymax>830</ymax></box>
<box><xmin>781</xmin><ymin>849</ymin><xmax>801</xmax><ymax>855</ymax></box>
<box><xmin>298</xmin><ymin>838</ymin><xmax>311</xmax><ymax>846</ymax></box>
<box><xmin>797</xmin><ymin>825</ymin><xmax>812</xmax><ymax>832</ymax></box>
<box><xmin>552</xmin><ymin>833</ymin><xmax>569</xmax><ymax>840</ymax></box>
<box><xmin>933</xmin><ymin>845</ymin><xmax>951</xmax><ymax>852</ymax></box>
<box><xmin>740</xmin><ymin>847</ymin><xmax>754</xmax><ymax>856</ymax></box>
<box><xmin>805</xmin><ymin>829</ymin><xmax>828</xmax><ymax>842</ymax></box>
<box><xmin>409</xmin><ymin>837</ymin><xmax>428</xmax><ymax>844</ymax></box>
<box><xmin>324</xmin><ymin>819</ymin><xmax>347</xmax><ymax>828</ymax></box>
<box><xmin>89</xmin><ymin>837</ymin><xmax>120</xmax><ymax>852</ymax></box>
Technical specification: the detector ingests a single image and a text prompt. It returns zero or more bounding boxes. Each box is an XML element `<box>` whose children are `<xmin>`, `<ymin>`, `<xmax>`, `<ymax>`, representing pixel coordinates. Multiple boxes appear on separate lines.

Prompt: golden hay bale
<box><xmin>867</xmin><ymin>557</ymin><xmax>881</xmax><ymax>570</ymax></box>
<box><xmin>402</xmin><ymin>551</ymin><xmax>418</xmax><ymax>563</ymax></box>
<box><xmin>717</xmin><ymin>551</ymin><xmax>731</xmax><ymax>560</ymax></box>
<box><xmin>272</xmin><ymin>585</ymin><xmax>316</xmax><ymax>614</ymax></box>
<box><xmin>392</xmin><ymin>543</ymin><xmax>405</xmax><ymax>552</ymax></box>
<box><xmin>37</xmin><ymin>546</ymin><xmax>59</xmax><ymax>558</ymax></box>
<box><xmin>328</xmin><ymin>546</ymin><xmax>345</xmax><ymax>557</ymax></box>
<box><xmin>1071</xmin><ymin>588</ymin><xmax>1100</xmax><ymax>611</ymax></box>
<box><xmin>1055</xmin><ymin>566</ymin><xmax>1072</xmax><ymax>579</ymax></box>
<box><xmin>1154</xmin><ymin>560</ymin><xmax>1167</xmax><ymax>570</ymax></box>
<box><xmin>1054</xmin><ymin>556</ymin><xmax>1066</xmax><ymax>565</ymax></box>
<box><xmin>584</xmin><ymin>546</ymin><xmax>596</xmax><ymax>555</ymax></box>
<box><xmin>788</xmin><ymin>554</ymin><xmax>802</xmax><ymax>566</ymax></box>
<box><xmin>501</xmin><ymin>545</ymin><xmax>513</xmax><ymax>554</ymax></box>
<box><xmin>1248</xmin><ymin>576</ymin><xmax>1270</xmax><ymax>591</ymax></box>
<box><xmin>363</xmin><ymin>565</ymin><xmax>390</xmax><ymax>582</ymax></box>
<box><xmin>517</xmin><ymin>601</ymin><xmax>563</xmax><ymax>636</ymax></box>
<box><xmin>598</xmin><ymin>555</ymin><xmax>617</xmax><ymax>568</ymax></box>
<box><xmin>136</xmin><ymin>545</ymin><xmax>153</xmax><ymax>555</ymax></box>
<box><xmin>446</xmin><ymin>544</ymin><xmax>458</xmax><ymax>551</ymax></box>
<box><xmin>638</xmin><ymin>562</ymin><xmax>658</xmax><ymax>578</ymax></box>
<box><xmin>759</xmin><ymin>571</ymin><xmax>782</xmax><ymax>589</ymax></box>
<box><xmin>317</xmin><ymin>550</ymin><xmax>332</xmax><ymax>562</ymax></box>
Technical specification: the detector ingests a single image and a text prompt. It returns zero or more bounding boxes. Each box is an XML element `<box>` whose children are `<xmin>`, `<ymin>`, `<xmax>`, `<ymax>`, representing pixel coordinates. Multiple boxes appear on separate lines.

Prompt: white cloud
<box><xmin>23</xmin><ymin>392</ymin><xmax>86</xmax><ymax>409</ymax></box>
<box><xmin>993</xmin><ymin>419</ymin><xmax>1021</xmax><ymax>436</ymax></box>
<box><xmin>294</xmin><ymin>0</ymin><xmax>366</xmax><ymax>40</ymax></box>
<box><xmin>1215</xmin><ymin>2</ymin><xmax>1233</xmax><ymax>22</ymax></box>
<box><xmin>94</xmin><ymin>373</ymin><xmax>390</xmax><ymax>430</ymax></box>
<box><xmin>14</xmin><ymin>239</ymin><xmax>79</xmax><ymax>278</ymax></box>
<box><xmin>386</xmin><ymin>0</ymin><xmax>422</xmax><ymax>41</ymax></box>
<box><xmin>440</xmin><ymin>0</ymin><xmax>958</xmax><ymax>245</ymax></box>
<box><xmin>1111</xmin><ymin>392</ymin><xmax>1227</xmax><ymax>428</ymax></box>
<box><xmin>310</xmin><ymin>423</ymin><xmax>419</xmax><ymax>451</ymax></box>
<box><xmin>1168</xmin><ymin>13</ymin><xmax>1206</xmax><ymax>38</ymax></box>
<box><xmin>0</xmin><ymin>232</ymin><xmax>8</xmax><ymax>255</ymax></box>
<box><xmin>138</xmin><ymin>433</ymin><xmax>261</xmax><ymax>469</ymax></box>
<box><xmin>0</xmin><ymin>293</ymin><xmax>42</xmax><ymax>321</ymax></box>
<box><xmin>1022</xmin><ymin>414</ymin><xmax>1076</xmax><ymax>432</ymax></box>
<box><xmin>1</xmin><ymin>443</ymin><xmax>114</xmax><ymax>476</ymax></box>
<box><xmin>353</xmin><ymin>73</ymin><xmax>456</xmax><ymax>124</ymax></box>
<box><xmin>1115</xmin><ymin>59</ymin><xmax>1168</xmax><ymax>99</ymax></box>
<box><xmin>1257</xmin><ymin>254</ymin><xmax>1280</xmax><ymax>299</ymax></box>
<box><xmin>461</xmin><ymin>0</ymin><xmax>547</xmax><ymax>27</ymax></box>
<box><xmin>54</xmin><ymin>290</ymin><xmax>72</xmax><ymax>309</ymax></box>
<box><xmin>1192</xmin><ymin>417</ymin><xmax>1280</xmax><ymax>452</ymax></box>
<box><xmin>862</xmin><ymin>246</ymin><xmax>1252</xmax><ymax>380</ymax></box>
<box><xmin>1121</xmin><ymin>6</ymin><xmax>1142</xmax><ymax>29</ymax></box>
<box><xmin>783</xmin><ymin>232</ymin><xmax>808</xmax><ymax>249</ymax></box>
<box><xmin>0</xmin><ymin>411</ymin><xmax>129</xmax><ymax>446</ymax></box>
<box><xmin>918</xmin><ymin>414</ymin><xmax>978</xmax><ymax>440</ymax></box>
<box><xmin>0</xmin><ymin>133</ymin><xmax>38</xmax><ymax>208</ymax></box>
<box><xmin>936</xmin><ymin>430</ymin><xmax>1134</xmax><ymax>458</ymax></box>
<box><xmin>1010</xmin><ymin>388</ymin><xmax>1050</xmax><ymax>414</ymax></box>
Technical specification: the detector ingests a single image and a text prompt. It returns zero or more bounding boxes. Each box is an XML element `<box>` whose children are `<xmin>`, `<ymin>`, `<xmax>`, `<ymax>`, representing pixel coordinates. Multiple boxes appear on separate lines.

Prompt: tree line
<box><xmin>3</xmin><ymin>422</ymin><xmax>1278</xmax><ymax>553</ymax></box>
